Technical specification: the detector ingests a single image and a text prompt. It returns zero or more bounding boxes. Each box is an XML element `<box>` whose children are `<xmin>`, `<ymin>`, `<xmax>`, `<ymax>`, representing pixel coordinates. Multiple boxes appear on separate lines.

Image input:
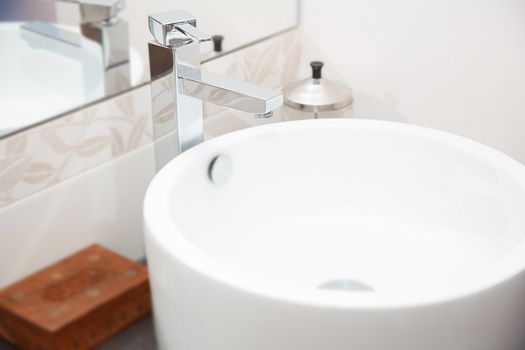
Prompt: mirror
<box><xmin>0</xmin><ymin>0</ymin><xmax>298</xmax><ymax>138</ymax></box>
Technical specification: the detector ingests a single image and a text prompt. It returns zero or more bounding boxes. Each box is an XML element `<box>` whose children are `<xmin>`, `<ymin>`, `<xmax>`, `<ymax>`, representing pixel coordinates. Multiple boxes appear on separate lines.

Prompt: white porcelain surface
<box><xmin>144</xmin><ymin>119</ymin><xmax>525</xmax><ymax>350</ymax></box>
<box><xmin>0</xmin><ymin>22</ymin><xmax>143</xmax><ymax>135</ymax></box>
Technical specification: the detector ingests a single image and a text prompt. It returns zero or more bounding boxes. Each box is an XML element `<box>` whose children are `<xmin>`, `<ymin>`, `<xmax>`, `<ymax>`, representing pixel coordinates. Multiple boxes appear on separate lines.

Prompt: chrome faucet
<box><xmin>148</xmin><ymin>10</ymin><xmax>283</xmax><ymax>170</ymax></box>
<box><xmin>21</xmin><ymin>0</ymin><xmax>130</xmax><ymax>95</ymax></box>
<box><xmin>73</xmin><ymin>0</ymin><xmax>129</xmax><ymax>71</ymax></box>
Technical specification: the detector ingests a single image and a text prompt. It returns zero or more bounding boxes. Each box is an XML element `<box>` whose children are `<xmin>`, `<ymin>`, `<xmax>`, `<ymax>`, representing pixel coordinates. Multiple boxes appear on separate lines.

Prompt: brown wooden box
<box><xmin>0</xmin><ymin>244</ymin><xmax>151</xmax><ymax>350</ymax></box>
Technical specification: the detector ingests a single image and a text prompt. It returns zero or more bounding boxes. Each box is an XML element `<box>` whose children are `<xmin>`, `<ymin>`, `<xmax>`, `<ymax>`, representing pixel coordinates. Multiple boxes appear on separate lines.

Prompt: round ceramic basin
<box><xmin>144</xmin><ymin>119</ymin><xmax>525</xmax><ymax>350</ymax></box>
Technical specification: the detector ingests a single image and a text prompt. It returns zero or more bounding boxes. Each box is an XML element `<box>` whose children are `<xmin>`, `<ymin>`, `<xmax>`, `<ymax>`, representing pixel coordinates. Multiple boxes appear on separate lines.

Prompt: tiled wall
<box><xmin>0</xmin><ymin>30</ymin><xmax>300</xmax><ymax>211</ymax></box>
<box><xmin>0</xmin><ymin>29</ymin><xmax>300</xmax><ymax>288</ymax></box>
<box><xmin>0</xmin><ymin>89</ymin><xmax>152</xmax><ymax>209</ymax></box>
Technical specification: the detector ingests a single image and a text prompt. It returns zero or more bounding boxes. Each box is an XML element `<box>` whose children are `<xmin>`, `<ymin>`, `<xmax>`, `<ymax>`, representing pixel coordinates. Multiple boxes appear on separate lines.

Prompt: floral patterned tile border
<box><xmin>0</xmin><ymin>29</ymin><xmax>300</xmax><ymax>209</ymax></box>
<box><xmin>0</xmin><ymin>89</ymin><xmax>153</xmax><ymax>207</ymax></box>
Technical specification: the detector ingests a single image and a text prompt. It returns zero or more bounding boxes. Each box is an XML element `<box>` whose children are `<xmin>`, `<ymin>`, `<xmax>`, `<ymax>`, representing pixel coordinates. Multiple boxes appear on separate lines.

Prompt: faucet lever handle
<box><xmin>176</xmin><ymin>23</ymin><xmax>211</xmax><ymax>44</ymax></box>
<box><xmin>149</xmin><ymin>10</ymin><xmax>210</xmax><ymax>47</ymax></box>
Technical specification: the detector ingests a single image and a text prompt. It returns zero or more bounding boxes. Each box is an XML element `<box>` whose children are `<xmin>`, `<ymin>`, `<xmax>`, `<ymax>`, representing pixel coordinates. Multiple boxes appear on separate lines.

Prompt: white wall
<box><xmin>301</xmin><ymin>0</ymin><xmax>525</xmax><ymax>163</ymax></box>
<box><xmin>0</xmin><ymin>144</ymin><xmax>155</xmax><ymax>287</ymax></box>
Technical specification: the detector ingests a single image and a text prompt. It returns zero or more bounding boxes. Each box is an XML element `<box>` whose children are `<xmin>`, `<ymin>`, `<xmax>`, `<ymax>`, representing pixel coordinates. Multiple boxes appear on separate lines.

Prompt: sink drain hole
<box><xmin>317</xmin><ymin>279</ymin><xmax>374</xmax><ymax>292</ymax></box>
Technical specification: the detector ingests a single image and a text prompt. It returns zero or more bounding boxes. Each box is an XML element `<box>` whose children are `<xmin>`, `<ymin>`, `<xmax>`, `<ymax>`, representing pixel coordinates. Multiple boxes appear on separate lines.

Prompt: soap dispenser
<box><xmin>283</xmin><ymin>61</ymin><xmax>353</xmax><ymax>119</ymax></box>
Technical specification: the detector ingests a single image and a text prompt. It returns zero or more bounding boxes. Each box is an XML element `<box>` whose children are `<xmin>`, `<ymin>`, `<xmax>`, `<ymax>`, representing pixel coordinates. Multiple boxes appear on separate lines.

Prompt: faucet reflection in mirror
<box><xmin>21</xmin><ymin>0</ymin><xmax>130</xmax><ymax>96</ymax></box>
<box><xmin>148</xmin><ymin>10</ymin><xmax>283</xmax><ymax>170</ymax></box>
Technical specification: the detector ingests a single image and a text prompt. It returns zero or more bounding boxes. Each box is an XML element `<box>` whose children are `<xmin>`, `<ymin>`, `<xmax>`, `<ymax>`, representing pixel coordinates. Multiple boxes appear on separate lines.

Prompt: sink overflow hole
<box><xmin>208</xmin><ymin>155</ymin><xmax>233</xmax><ymax>185</ymax></box>
<box><xmin>317</xmin><ymin>279</ymin><xmax>374</xmax><ymax>292</ymax></box>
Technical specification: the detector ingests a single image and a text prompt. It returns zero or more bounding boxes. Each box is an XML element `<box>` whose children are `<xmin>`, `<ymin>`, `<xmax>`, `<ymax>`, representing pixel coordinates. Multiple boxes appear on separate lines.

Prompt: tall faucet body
<box><xmin>74</xmin><ymin>0</ymin><xmax>129</xmax><ymax>71</ymax></box>
<box><xmin>148</xmin><ymin>10</ymin><xmax>283</xmax><ymax>170</ymax></box>
<box><xmin>66</xmin><ymin>0</ymin><xmax>130</xmax><ymax>94</ymax></box>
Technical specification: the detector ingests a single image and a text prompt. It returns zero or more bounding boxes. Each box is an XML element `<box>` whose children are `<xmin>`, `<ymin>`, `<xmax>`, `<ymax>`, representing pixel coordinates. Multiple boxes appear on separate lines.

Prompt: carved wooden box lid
<box><xmin>0</xmin><ymin>244</ymin><xmax>151</xmax><ymax>350</ymax></box>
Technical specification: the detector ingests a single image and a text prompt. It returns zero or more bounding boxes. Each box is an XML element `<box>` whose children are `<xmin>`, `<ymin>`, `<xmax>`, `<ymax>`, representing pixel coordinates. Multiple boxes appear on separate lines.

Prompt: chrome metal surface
<box><xmin>79</xmin><ymin>0</ymin><xmax>126</xmax><ymax>24</ymax></box>
<box><xmin>148</xmin><ymin>10</ymin><xmax>197</xmax><ymax>46</ymax></box>
<box><xmin>20</xmin><ymin>21</ymin><xmax>82</xmax><ymax>47</ymax></box>
<box><xmin>20</xmin><ymin>0</ymin><xmax>130</xmax><ymax>96</ymax></box>
<box><xmin>59</xmin><ymin>0</ymin><xmax>126</xmax><ymax>23</ymax></box>
<box><xmin>80</xmin><ymin>19</ymin><xmax>131</xmax><ymax>94</ymax></box>
<box><xmin>284</xmin><ymin>62</ymin><xmax>353</xmax><ymax>113</ymax></box>
<box><xmin>179</xmin><ymin>65</ymin><xmax>282</xmax><ymax>114</ymax></box>
<box><xmin>254</xmin><ymin>111</ymin><xmax>275</xmax><ymax>118</ymax></box>
<box><xmin>148</xmin><ymin>10</ymin><xmax>283</xmax><ymax>170</ymax></box>
<box><xmin>60</xmin><ymin>0</ymin><xmax>130</xmax><ymax>95</ymax></box>
<box><xmin>176</xmin><ymin>23</ymin><xmax>211</xmax><ymax>44</ymax></box>
<box><xmin>318</xmin><ymin>279</ymin><xmax>375</xmax><ymax>292</ymax></box>
<box><xmin>284</xmin><ymin>79</ymin><xmax>353</xmax><ymax>112</ymax></box>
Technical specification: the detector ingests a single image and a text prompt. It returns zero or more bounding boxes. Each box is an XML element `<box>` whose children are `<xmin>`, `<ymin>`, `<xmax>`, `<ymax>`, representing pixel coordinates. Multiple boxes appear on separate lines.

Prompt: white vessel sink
<box><xmin>0</xmin><ymin>22</ymin><xmax>143</xmax><ymax>136</ymax></box>
<box><xmin>144</xmin><ymin>119</ymin><xmax>525</xmax><ymax>350</ymax></box>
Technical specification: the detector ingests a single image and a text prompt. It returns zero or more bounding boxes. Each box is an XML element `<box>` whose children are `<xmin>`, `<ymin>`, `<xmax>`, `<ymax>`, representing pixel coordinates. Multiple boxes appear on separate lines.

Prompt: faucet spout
<box><xmin>178</xmin><ymin>65</ymin><xmax>283</xmax><ymax>114</ymax></box>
